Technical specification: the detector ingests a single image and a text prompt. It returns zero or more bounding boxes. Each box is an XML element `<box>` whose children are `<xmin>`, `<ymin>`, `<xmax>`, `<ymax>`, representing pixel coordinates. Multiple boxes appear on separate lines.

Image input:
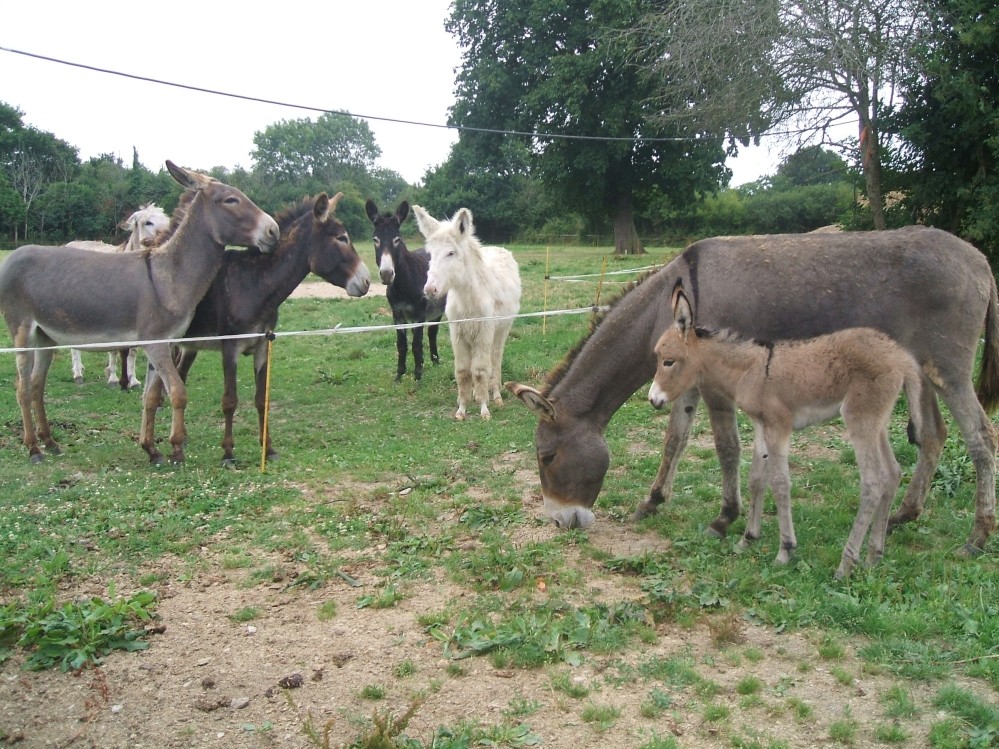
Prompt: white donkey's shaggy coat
<box><xmin>412</xmin><ymin>205</ymin><xmax>521</xmax><ymax>420</ymax></box>
<box><xmin>648</xmin><ymin>284</ymin><xmax>924</xmax><ymax>579</ymax></box>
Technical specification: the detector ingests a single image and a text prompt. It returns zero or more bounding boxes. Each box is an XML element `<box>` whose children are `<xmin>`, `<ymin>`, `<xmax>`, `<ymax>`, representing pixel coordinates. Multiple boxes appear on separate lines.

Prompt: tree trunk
<box><xmin>860</xmin><ymin>122</ymin><xmax>887</xmax><ymax>230</ymax></box>
<box><xmin>611</xmin><ymin>194</ymin><xmax>646</xmax><ymax>255</ymax></box>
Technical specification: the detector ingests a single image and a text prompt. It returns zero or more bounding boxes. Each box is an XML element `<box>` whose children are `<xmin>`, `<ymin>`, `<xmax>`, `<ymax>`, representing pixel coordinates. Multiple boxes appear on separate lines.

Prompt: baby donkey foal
<box><xmin>648</xmin><ymin>282</ymin><xmax>924</xmax><ymax>579</ymax></box>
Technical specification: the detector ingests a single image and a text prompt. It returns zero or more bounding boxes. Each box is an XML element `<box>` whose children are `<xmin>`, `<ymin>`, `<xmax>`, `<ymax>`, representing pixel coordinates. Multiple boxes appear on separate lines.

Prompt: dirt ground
<box><xmin>0</xmin><ymin>282</ymin><xmax>989</xmax><ymax>748</ymax></box>
<box><xmin>0</xmin><ymin>503</ymin><xmax>968</xmax><ymax>749</ymax></box>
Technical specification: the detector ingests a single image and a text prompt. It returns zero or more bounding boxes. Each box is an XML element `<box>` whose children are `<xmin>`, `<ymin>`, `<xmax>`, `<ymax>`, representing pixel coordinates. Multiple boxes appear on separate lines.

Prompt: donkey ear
<box><xmin>314</xmin><ymin>193</ymin><xmax>331</xmax><ymax>222</ymax></box>
<box><xmin>411</xmin><ymin>205</ymin><xmax>439</xmax><ymax>237</ymax></box>
<box><xmin>395</xmin><ymin>201</ymin><xmax>410</xmax><ymax>224</ymax></box>
<box><xmin>328</xmin><ymin>192</ymin><xmax>344</xmax><ymax>213</ymax></box>
<box><xmin>454</xmin><ymin>207</ymin><xmax>475</xmax><ymax>237</ymax></box>
<box><xmin>506</xmin><ymin>382</ymin><xmax>557</xmax><ymax>422</ymax></box>
<box><xmin>365</xmin><ymin>199</ymin><xmax>379</xmax><ymax>223</ymax></box>
<box><xmin>166</xmin><ymin>160</ymin><xmax>209</xmax><ymax>190</ymax></box>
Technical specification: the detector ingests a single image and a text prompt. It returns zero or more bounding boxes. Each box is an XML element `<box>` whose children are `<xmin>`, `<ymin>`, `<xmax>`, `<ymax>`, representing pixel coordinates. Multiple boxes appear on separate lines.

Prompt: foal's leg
<box><xmin>703</xmin><ymin>392</ymin><xmax>745</xmax><ymax>537</ymax></box>
<box><xmin>633</xmin><ymin>388</ymin><xmax>701</xmax><ymax>520</ymax></box>
<box><xmin>835</xmin><ymin>425</ymin><xmax>899</xmax><ymax>579</ymax></box>
<box><xmin>105</xmin><ymin>351</ymin><xmax>118</xmax><ymax>387</ymax></box>
<box><xmin>140</xmin><ymin>359</ymin><xmax>167</xmax><ymax>464</ymax></box>
<box><xmin>489</xmin><ymin>321</ymin><xmax>513</xmax><ymax>405</ymax></box>
<box><xmin>218</xmin><ymin>343</ymin><xmax>240</xmax><ymax>466</ymax></box>
<box><xmin>141</xmin><ymin>344</ymin><xmax>188</xmax><ymax>463</ymax></box>
<box><xmin>865</xmin><ymin>430</ymin><xmax>903</xmax><ymax>570</ymax></box>
<box><xmin>764</xmin><ymin>428</ymin><xmax>796</xmax><ymax>565</ymax></box>
<box><xmin>737</xmin><ymin>427</ymin><xmax>769</xmax><ymax>549</ymax></box>
<box><xmin>13</xmin><ymin>347</ymin><xmax>50</xmax><ymax>462</ymax></box>
<box><xmin>71</xmin><ymin>349</ymin><xmax>85</xmax><ymax>385</ymax></box>
<box><xmin>452</xmin><ymin>334</ymin><xmax>473</xmax><ymax>420</ymax></box>
<box><xmin>470</xmin><ymin>347</ymin><xmax>493</xmax><ymax>419</ymax></box>
<box><xmin>888</xmin><ymin>384</ymin><xmax>946</xmax><ymax>532</ymax></box>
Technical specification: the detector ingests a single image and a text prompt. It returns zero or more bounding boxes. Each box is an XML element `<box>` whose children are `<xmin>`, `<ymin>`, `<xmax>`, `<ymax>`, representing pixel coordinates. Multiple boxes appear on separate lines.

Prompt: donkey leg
<box><xmin>889</xmin><ymin>387</ymin><xmax>946</xmax><ymax>532</ymax></box>
<box><xmin>412</xmin><ymin>325</ymin><xmax>426</xmax><ymax>381</ymax></box>
<box><xmin>703</xmin><ymin>392</ymin><xmax>744</xmax><ymax>538</ymax></box>
<box><xmin>936</xmin><ymin>384</ymin><xmax>996</xmax><ymax>553</ymax></box>
<box><xmin>394</xmin><ymin>321</ymin><xmax>408</xmax><ymax>382</ymax></box>
<box><xmin>29</xmin><ymin>348</ymin><xmax>61</xmax><ymax>458</ymax></box>
<box><xmin>470</xmin><ymin>347</ymin><xmax>493</xmax><ymax>419</ymax></box>
<box><xmin>428</xmin><ymin>318</ymin><xmax>442</xmax><ymax>365</ymax></box>
<box><xmin>738</xmin><ymin>429</ymin><xmax>769</xmax><ymax>550</ymax></box>
<box><xmin>125</xmin><ymin>348</ymin><xmax>142</xmax><ymax>390</ymax></box>
<box><xmin>219</xmin><ymin>346</ymin><xmax>239</xmax><ymax>466</ymax></box>
<box><xmin>634</xmin><ymin>388</ymin><xmax>701</xmax><ymax>520</ymax></box>
<box><xmin>139</xmin><ymin>355</ymin><xmax>168</xmax><ymax>464</ymax></box>
<box><xmin>14</xmin><ymin>349</ymin><xmax>44</xmax><ymax>463</ymax></box>
<box><xmin>71</xmin><ymin>349</ymin><xmax>85</xmax><ymax>385</ymax></box>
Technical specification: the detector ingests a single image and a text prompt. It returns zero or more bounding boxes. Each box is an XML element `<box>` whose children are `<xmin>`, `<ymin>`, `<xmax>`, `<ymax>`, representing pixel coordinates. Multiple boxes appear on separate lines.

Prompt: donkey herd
<box><xmin>1</xmin><ymin>164</ymin><xmax>997</xmax><ymax>577</ymax></box>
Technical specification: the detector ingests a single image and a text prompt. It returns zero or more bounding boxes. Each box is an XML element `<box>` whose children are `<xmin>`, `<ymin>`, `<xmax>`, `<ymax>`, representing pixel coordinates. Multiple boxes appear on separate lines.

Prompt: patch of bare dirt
<box><xmin>0</xmin><ymin>487</ymin><xmax>986</xmax><ymax>749</ymax></box>
<box><xmin>289</xmin><ymin>282</ymin><xmax>387</xmax><ymax>300</ymax></box>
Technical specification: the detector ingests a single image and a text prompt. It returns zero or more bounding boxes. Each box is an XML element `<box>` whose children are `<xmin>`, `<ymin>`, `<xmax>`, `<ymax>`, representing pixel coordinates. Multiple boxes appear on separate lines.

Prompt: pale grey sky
<box><xmin>1</xmin><ymin>0</ymin><xmax>774</xmax><ymax>186</ymax></box>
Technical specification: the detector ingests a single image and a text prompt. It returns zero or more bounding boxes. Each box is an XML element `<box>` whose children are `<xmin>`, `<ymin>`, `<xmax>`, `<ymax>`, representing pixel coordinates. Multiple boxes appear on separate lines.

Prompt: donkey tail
<box><xmin>976</xmin><ymin>272</ymin><xmax>999</xmax><ymax>414</ymax></box>
<box><xmin>904</xmin><ymin>360</ymin><xmax>925</xmax><ymax>447</ymax></box>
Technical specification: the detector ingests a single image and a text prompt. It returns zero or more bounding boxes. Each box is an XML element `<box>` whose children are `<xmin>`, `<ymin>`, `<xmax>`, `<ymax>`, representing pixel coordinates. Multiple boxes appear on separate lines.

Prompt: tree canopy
<box><xmin>446</xmin><ymin>0</ymin><xmax>728</xmax><ymax>253</ymax></box>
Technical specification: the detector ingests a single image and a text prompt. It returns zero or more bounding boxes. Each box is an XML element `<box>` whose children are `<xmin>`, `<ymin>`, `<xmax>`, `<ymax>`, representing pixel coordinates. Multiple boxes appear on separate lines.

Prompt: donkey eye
<box><xmin>663</xmin><ymin>359</ymin><xmax>675</xmax><ymax>367</ymax></box>
<box><xmin>338</xmin><ymin>234</ymin><xmax>349</xmax><ymax>243</ymax></box>
<box><xmin>539</xmin><ymin>452</ymin><xmax>555</xmax><ymax>466</ymax></box>
<box><xmin>372</xmin><ymin>236</ymin><xmax>379</xmax><ymax>245</ymax></box>
<box><xmin>392</xmin><ymin>237</ymin><xmax>403</xmax><ymax>248</ymax></box>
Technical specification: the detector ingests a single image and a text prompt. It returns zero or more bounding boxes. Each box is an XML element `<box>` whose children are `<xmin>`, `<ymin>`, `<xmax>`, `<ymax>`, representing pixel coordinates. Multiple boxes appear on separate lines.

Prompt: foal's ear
<box><xmin>506</xmin><ymin>382</ymin><xmax>557</xmax><ymax>422</ymax></box>
<box><xmin>454</xmin><ymin>207</ymin><xmax>475</xmax><ymax>237</ymax></box>
<box><xmin>673</xmin><ymin>290</ymin><xmax>693</xmax><ymax>336</ymax></box>
<box><xmin>411</xmin><ymin>205</ymin><xmax>439</xmax><ymax>237</ymax></box>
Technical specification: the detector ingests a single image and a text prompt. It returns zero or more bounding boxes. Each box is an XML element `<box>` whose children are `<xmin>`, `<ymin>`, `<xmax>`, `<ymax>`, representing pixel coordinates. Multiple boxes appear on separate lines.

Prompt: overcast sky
<box><xmin>1</xmin><ymin>1</ymin><xmax>776</xmax><ymax>187</ymax></box>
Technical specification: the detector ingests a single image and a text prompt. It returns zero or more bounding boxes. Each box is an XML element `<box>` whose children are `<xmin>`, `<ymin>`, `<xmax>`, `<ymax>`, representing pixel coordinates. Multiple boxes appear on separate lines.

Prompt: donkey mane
<box><xmin>543</xmin><ymin>266</ymin><xmax>661</xmax><ymax>395</ymax></box>
<box><xmin>274</xmin><ymin>195</ymin><xmax>325</xmax><ymax>233</ymax></box>
<box><xmin>140</xmin><ymin>190</ymin><xmax>195</xmax><ymax>256</ymax></box>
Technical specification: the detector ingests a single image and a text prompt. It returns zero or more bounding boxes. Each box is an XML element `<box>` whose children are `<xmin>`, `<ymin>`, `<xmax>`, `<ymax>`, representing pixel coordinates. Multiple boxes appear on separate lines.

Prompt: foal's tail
<box><xmin>976</xmin><ymin>273</ymin><xmax>999</xmax><ymax>413</ymax></box>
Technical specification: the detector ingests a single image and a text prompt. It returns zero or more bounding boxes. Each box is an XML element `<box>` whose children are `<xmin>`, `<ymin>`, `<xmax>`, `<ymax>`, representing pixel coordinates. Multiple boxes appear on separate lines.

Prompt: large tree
<box><xmin>251</xmin><ymin>112</ymin><xmax>381</xmax><ymax>189</ymax></box>
<box><xmin>889</xmin><ymin>0</ymin><xmax>999</xmax><ymax>257</ymax></box>
<box><xmin>446</xmin><ymin>0</ymin><xmax>727</xmax><ymax>254</ymax></box>
<box><xmin>625</xmin><ymin>0</ymin><xmax>934</xmax><ymax>230</ymax></box>
<box><xmin>0</xmin><ymin>102</ymin><xmax>79</xmax><ymax>242</ymax></box>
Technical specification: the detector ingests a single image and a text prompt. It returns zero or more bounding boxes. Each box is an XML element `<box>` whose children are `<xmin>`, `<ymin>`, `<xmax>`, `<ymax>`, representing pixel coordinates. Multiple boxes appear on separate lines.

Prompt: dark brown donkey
<box><xmin>365</xmin><ymin>199</ymin><xmax>445</xmax><ymax>381</ymax></box>
<box><xmin>143</xmin><ymin>192</ymin><xmax>371</xmax><ymax>466</ymax></box>
<box><xmin>508</xmin><ymin>226</ymin><xmax>999</xmax><ymax>555</ymax></box>
<box><xmin>0</xmin><ymin>161</ymin><xmax>280</xmax><ymax>464</ymax></box>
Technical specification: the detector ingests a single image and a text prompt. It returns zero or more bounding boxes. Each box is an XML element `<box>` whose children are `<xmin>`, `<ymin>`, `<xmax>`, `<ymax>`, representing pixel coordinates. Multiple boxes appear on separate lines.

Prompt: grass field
<box><xmin>0</xmin><ymin>243</ymin><xmax>997</xmax><ymax>748</ymax></box>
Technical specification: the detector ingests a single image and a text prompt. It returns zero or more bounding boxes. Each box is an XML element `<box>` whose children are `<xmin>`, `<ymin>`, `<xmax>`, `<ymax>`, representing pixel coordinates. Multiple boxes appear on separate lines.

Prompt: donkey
<box><xmin>67</xmin><ymin>203</ymin><xmax>172</xmax><ymax>390</ymax></box>
<box><xmin>145</xmin><ymin>192</ymin><xmax>371</xmax><ymax>466</ymax></box>
<box><xmin>507</xmin><ymin>226</ymin><xmax>999</xmax><ymax>556</ymax></box>
<box><xmin>648</xmin><ymin>283</ymin><xmax>924</xmax><ymax>578</ymax></box>
<box><xmin>412</xmin><ymin>205</ymin><xmax>521</xmax><ymax>419</ymax></box>
<box><xmin>0</xmin><ymin>161</ymin><xmax>280</xmax><ymax>464</ymax></box>
<box><xmin>364</xmin><ymin>199</ymin><xmax>445</xmax><ymax>381</ymax></box>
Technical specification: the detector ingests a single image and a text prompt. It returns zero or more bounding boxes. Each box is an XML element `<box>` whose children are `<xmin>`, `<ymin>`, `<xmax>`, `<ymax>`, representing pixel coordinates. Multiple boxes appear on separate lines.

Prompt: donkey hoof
<box><xmin>631</xmin><ymin>503</ymin><xmax>658</xmax><ymax>522</ymax></box>
<box><xmin>414</xmin><ymin>369</ymin><xmax>424</xmax><ymax>381</ymax></box>
<box><xmin>29</xmin><ymin>452</ymin><xmax>45</xmax><ymax>465</ymax></box>
<box><xmin>959</xmin><ymin>541</ymin><xmax>985</xmax><ymax>558</ymax></box>
<box><xmin>221</xmin><ymin>458</ymin><xmax>237</xmax><ymax>469</ymax></box>
<box><xmin>704</xmin><ymin>525</ymin><xmax>726</xmax><ymax>540</ymax></box>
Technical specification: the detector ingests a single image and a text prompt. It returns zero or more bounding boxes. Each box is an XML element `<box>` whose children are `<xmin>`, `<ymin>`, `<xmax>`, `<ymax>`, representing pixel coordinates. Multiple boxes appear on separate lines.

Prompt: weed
<box><xmin>228</xmin><ymin>607</ymin><xmax>260</xmax><ymax>623</ymax></box>
<box><xmin>736</xmin><ymin>676</ymin><xmax>763</xmax><ymax>695</ymax></box>
<box><xmin>393</xmin><ymin>660</ymin><xmax>417</xmax><ymax>678</ymax></box>
<box><xmin>639</xmin><ymin>687</ymin><xmax>673</xmax><ymax>718</ymax></box>
<box><xmin>359</xmin><ymin>684</ymin><xmax>386</xmax><ymax>700</ymax></box>
<box><xmin>581</xmin><ymin>702</ymin><xmax>620</xmax><ymax>731</ymax></box>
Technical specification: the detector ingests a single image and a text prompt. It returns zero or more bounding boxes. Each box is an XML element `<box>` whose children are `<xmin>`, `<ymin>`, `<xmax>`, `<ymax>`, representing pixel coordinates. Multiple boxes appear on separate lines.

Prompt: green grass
<box><xmin>1</xmin><ymin>244</ymin><xmax>998</xmax><ymax>745</ymax></box>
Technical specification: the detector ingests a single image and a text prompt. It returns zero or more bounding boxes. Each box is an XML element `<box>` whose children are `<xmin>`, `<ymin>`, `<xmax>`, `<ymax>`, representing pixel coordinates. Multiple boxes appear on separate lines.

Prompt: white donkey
<box><xmin>67</xmin><ymin>204</ymin><xmax>172</xmax><ymax>389</ymax></box>
<box><xmin>648</xmin><ymin>282</ymin><xmax>924</xmax><ymax>579</ymax></box>
<box><xmin>412</xmin><ymin>205</ymin><xmax>521</xmax><ymax>420</ymax></box>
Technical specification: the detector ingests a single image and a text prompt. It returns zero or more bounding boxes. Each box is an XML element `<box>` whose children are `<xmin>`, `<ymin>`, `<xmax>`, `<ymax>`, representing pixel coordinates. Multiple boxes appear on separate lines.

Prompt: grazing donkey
<box><xmin>364</xmin><ymin>199</ymin><xmax>445</xmax><ymax>381</ymax></box>
<box><xmin>412</xmin><ymin>205</ymin><xmax>521</xmax><ymax>420</ymax></box>
<box><xmin>67</xmin><ymin>203</ymin><xmax>172</xmax><ymax>389</ymax></box>
<box><xmin>648</xmin><ymin>283</ymin><xmax>924</xmax><ymax>578</ymax></box>
<box><xmin>507</xmin><ymin>226</ymin><xmax>998</xmax><ymax>555</ymax></box>
<box><xmin>0</xmin><ymin>161</ymin><xmax>280</xmax><ymax>464</ymax></box>
<box><xmin>147</xmin><ymin>192</ymin><xmax>371</xmax><ymax>466</ymax></box>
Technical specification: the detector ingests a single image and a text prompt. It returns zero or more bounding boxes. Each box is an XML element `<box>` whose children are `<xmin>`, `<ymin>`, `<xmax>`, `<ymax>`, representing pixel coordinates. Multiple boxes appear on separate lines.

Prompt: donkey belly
<box><xmin>791</xmin><ymin>401</ymin><xmax>843</xmax><ymax>431</ymax></box>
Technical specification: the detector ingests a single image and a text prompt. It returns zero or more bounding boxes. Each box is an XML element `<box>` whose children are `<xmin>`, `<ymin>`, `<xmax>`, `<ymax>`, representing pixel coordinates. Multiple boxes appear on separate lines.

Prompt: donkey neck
<box><xmin>548</xmin><ymin>269</ymin><xmax>673</xmax><ymax>428</ymax></box>
<box><xmin>149</xmin><ymin>192</ymin><xmax>226</xmax><ymax>311</ymax></box>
